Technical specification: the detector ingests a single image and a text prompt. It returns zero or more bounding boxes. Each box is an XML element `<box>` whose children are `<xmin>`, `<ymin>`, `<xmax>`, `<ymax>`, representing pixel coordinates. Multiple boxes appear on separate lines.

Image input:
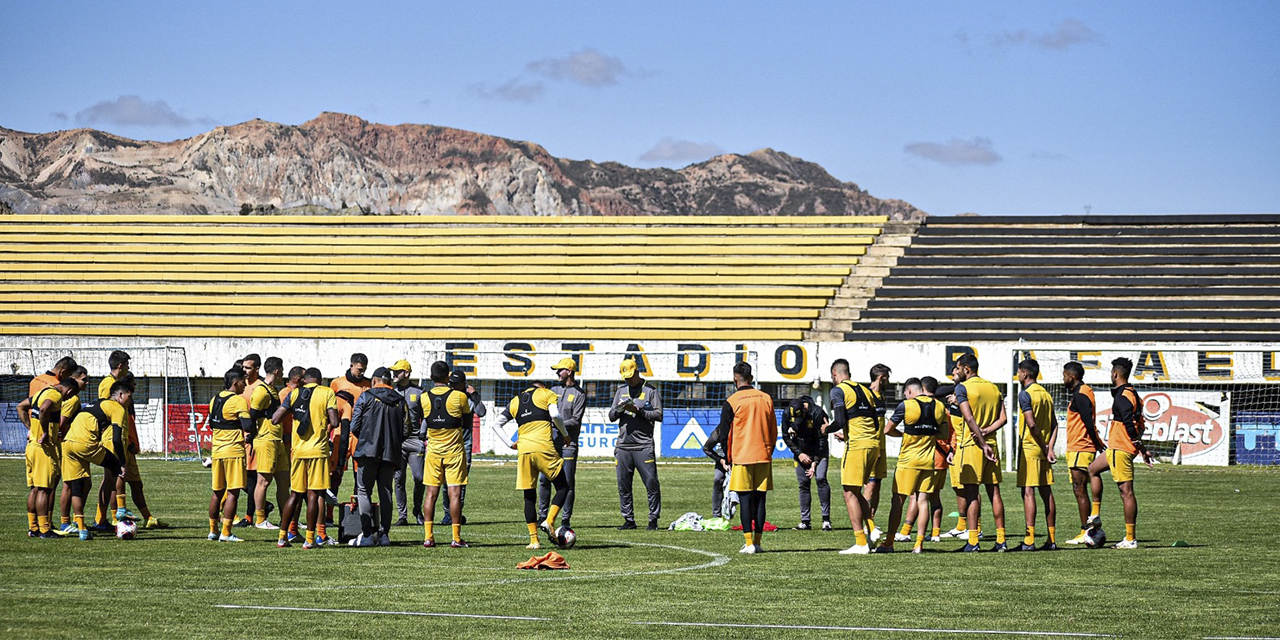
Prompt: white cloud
<box><xmin>904</xmin><ymin>137</ymin><xmax>1002</xmax><ymax>166</ymax></box>
<box><xmin>527</xmin><ymin>48</ymin><xmax>633</xmax><ymax>87</ymax></box>
<box><xmin>639</xmin><ymin>138</ymin><xmax>725</xmax><ymax>164</ymax></box>
<box><xmin>989</xmin><ymin>18</ymin><xmax>1103</xmax><ymax>50</ymax></box>
<box><xmin>469</xmin><ymin>79</ymin><xmax>545</xmax><ymax>103</ymax></box>
<box><xmin>74</xmin><ymin>95</ymin><xmax>216</xmax><ymax>128</ymax></box>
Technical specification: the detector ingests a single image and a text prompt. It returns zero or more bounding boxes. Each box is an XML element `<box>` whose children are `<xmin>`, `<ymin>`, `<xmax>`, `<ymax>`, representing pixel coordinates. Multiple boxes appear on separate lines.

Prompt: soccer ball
<box><xmin>116</xmin><ymin>520</ymin><xmax>137</xmax><ymax>540</ymax></box>
<box><xmin>1084</xmin><ymin>528</ymin><xmax>1107</xmax><ymax>549</ymax></box>
<box><xmin>554</xmin><ymin>526</ymin><xmax>576</xmax><ymax>550</ymax></box>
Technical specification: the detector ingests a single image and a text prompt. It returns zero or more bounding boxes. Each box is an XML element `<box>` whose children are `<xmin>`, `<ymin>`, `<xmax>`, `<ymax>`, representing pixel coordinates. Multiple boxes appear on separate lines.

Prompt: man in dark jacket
<box><xmin>782</xmin><ymin>396</ymin><xmax>831</xmax><ymax>531</ymax></box>
<box><xmin>349</xmin><ymin>367</ymin><xmax>406</xmax><ymax>547</ymax></box>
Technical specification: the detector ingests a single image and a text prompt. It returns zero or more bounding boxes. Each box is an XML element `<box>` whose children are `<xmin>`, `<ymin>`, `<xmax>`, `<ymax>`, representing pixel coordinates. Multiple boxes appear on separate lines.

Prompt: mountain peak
<box><xmin>0</xmin><ymin>116</ymin><xmax>924</xmax><ymax>219</ymax></box>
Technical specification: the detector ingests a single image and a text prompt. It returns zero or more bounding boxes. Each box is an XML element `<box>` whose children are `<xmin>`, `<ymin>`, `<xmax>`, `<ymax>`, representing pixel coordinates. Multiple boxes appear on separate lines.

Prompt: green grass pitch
<box><xmin>2</xmin><ymin>457</ymin><xmax>1277</xmax><ymax>639</ymax></box>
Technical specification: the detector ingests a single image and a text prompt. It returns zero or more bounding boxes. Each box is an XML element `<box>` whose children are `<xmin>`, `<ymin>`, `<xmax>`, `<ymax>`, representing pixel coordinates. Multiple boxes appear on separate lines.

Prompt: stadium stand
<box><xmin>0</xmin><ymin>213</ymin><xmax>889</xmax><ymax>341</ymax></box>
<box><xmin>839</xmin><ymin>214</ymin><xmax>1280</xmax><ymax>342</ymax></box>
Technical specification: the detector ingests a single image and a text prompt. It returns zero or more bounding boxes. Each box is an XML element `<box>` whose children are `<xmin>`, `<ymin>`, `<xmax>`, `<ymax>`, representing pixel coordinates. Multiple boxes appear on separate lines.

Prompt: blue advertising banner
<box><xmin>1235</xmin><ymin>411</ymin><xmax>1280</xmax><ymax>466</ymax></box>
<box><xmin>660</xmin><ymin>408</ymin><xmax>791</xmax><ymax>459</ymax></box>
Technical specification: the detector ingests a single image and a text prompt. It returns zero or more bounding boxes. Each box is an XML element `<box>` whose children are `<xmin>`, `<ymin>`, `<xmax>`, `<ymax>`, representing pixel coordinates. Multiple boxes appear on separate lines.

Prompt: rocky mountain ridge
<box><xmin>0</xmin><ymin>112</ymin><xmax>924</xmax><ymax>219</ymax></box>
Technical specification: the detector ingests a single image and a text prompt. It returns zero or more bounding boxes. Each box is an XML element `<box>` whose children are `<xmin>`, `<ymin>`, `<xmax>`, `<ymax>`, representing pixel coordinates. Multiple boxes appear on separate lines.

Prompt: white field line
<box><xmin>213</xmin><ymin>604</ymin><xmax>548</xmax><ymax>621</ymax></box>
<box><xmin>632</xmin><ymin>621</ymin><xmax>1118</xmax><ymax>637</ymax></box>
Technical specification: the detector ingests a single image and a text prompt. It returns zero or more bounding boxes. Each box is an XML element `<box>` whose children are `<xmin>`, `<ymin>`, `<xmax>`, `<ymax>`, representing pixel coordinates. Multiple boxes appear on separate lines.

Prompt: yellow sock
<box><xmin>932</xmin><ymin>526</ymin><xmax>941</xmax><ymax>537</ymax></box>
<box><xmin>1125</xmin><ymin>523</ymin><xmax>1135</xmax><ymax>541</ymax></box>
<box><xmin>74</xmin><ymin>515</ymin><xmax>86</xmax><ymax>530</ymax></box>
<box><xmin>95</xmin><ymin>504</ymin><xmax>105</xmax><ymax>525</ymax></box>
<box><xmin>221</xmin><ymin>517</ymin><xmax>233</xmax><ymax>537</ymax></box>
<box><xmin>60</xmin><ymin>515</ymin><xmax>70</xmax><ymax>525</ymax></box>
<box><xmin>305</xmin><ymin>529</ymin><xmax>315</xmax><ymax>545</ymax></box>
<box><xmin>915</xmin><ymin>532</ymin><xmax>925</xmax><ymax>550</ymax></box>
<box><xmin>967</xmin><ymin>529</ymin><xmax>979</xmax><ymax>545</ymax></box>
<box><xmin>957</xmin><ymin>516</ymin><xmax>968</xmax><ymax>531</ymax></box>
<box><xmin>752</xmin><ymin>531</ymin><xmax>762</xmax><ymax>546</ymax></box>
<box><xmin>37</xmin><ymin>516</ymin><xmax>50</xmax><ymax>533</ymax></box>
<box><xmin>996</xmin><ymin>528</ymin><xmax>1006</xmax><ymax>544</ymax></box>
<box><xmin>425</xmin><ymin>522</ymin><xmax>434</xmax><ymax>541</ymax></box>
<box><xmin>744</xmin><ymin>531</ymin><xmax>753</xmax><ymax>546</ymax></box>
<box><xmin>116</xmin><ymin>494</ymin><xmax>126</xmax><ymax>509</ymax></box>
<box><xmin>855</xmin><ymin>530</ymin><xmax>868</xmax><ymax>546</ymax></box>
<box><xmin>27</xmin><ymin>512</ymin><xmax>37</xmax><ymax>532</ymax></box>
<box><xmin>1090</xmin><ymin>501</ymin><xmax>1101</xmax><ymax>517</ymax></box>
<box><xmin>899</xmin><ymin>522</ymin><xmax>913</xmax><ymax>536</ymax></box>
<box><xmin>527</xmin><ymin>522</ymin><xmax>539</xmax><ymax>544</ymax></box>
<box><xmin>866</xmin><ymin>517</ymin><xmax>876</xmax><ymax>531</ymax></box>
<box><xmin>209</xmin><ymin>518</ymin><xmax>218</xmax><ymax>535</ymax></box>
<box><xmin>278</xmin><ymin>529</ymin><xmax>288</xmax><ymax>541</ymax></box>
<box><xmin>546</xmin><ymin>505</ymin><xmax>562</xmax><ymax>528</ymax></box>
<box><xmin>1048</xmin><ymin>527</ymin><xmax>1056</xmax><ymax>543</ymax></box>
<box><xmin>1024</xmin><ymin>526</ymin><xmax>1036</xmax><ymax>546</ymax></box>
<box><xmin>451</xmin><ymin>524</ymin><xmax>462</xmax><ymax>543</ymax></box>
<box><xmin>254</xmin><ymin>510</ymin><xmax>266</xmax><ymax>525</ymax></box>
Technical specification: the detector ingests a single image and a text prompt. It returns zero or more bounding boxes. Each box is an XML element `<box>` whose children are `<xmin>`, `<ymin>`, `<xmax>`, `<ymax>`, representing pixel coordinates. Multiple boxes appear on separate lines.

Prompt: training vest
<box><xmin>903</xmin><ymin>397</ymin><xmax>941</xmax><ymax>436</ymax></box>
<box><xmin>839</xmin><ymin>380</ymin><xmax>881</xmax><ymax>420</ymax></box>
<box><xmin>209</xmin><ymin>393</ymin><xmax>241</xmax><ymax>431</ymax></box>
<box><xmin>515</xmin><ymin>389</ymin><xmax>553</xmax><ymax>427</ymax></box>
<box><xmin>426</xmin><ymin>389</ymin><xmax>465</xmax><ymax>430</ymax></box>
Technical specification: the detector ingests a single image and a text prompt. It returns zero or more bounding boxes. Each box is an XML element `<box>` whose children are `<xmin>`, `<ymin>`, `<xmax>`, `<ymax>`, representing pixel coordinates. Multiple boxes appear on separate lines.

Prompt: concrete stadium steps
<box><xmin>842</xmin><ymin>214</ymin><xmax>1280</xmax><ymax>341</ymax></box>
<box><xmin>0</xmin><ymin>213</ymin><xmax>886</xmax><ymax>340</ymax></box>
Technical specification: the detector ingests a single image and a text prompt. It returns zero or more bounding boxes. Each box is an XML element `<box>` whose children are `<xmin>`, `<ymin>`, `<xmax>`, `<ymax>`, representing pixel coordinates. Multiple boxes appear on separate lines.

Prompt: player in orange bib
<box><xmin>1062</xmin><ymin>361</ymin><xmax>1106</xmax><ymax>545</ymax></box>
<box><xmin>703</xmin><ymin>362</ymin><xmax>777</xmax><ymax>554</ymax></box>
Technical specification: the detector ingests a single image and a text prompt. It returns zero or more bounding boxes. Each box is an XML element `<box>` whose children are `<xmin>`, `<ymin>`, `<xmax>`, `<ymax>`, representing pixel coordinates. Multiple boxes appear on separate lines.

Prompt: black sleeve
<box><xmin>239</xmin><ymin>416</ymin><xmax>255</xmax><ymax>437</ymax></box>
<box><xmin>831</xmin><ymin>402</ymin><xmax>848</xmax><ymax>434</ymax></box>
<box><xmin>336</xmin><ymin>418</ymin><xmax>351</xmax><ymax>463</ymax></box>
<box><xmin>780</xmin><ymin>407</ymin><xmax>802</xmax><ymax>454</ymax></box>
<box><xmin>1116</xmin><ymin>393</ymin><xmax>1143</xmax><ymax>443</ymax></box>
<box><xmin>112</xmin><ymin>423</ymin><xmax>125</xmax><ymax>462</ymax></box>
<box><xmin>703</xmin><ymin>400</ymin><xmax>734</xmax><ymax>464</ymax></box>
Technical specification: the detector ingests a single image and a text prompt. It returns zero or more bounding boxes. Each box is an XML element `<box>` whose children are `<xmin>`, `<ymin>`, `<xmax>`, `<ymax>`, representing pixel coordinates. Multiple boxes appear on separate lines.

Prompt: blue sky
<box><xmin>4</xmin><ymin>1</ymin><xmax>1278</xmax><ymax>216</ymax></box>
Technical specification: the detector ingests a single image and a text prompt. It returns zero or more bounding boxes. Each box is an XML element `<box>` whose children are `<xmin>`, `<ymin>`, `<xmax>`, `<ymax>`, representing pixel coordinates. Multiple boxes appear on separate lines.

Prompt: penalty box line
<box><xmin>213</xmin><ymin>604</ymin><xmax>549</xmax><ymax>621</ymax></box>
<box><xmin>632</xmin><ymin>621</ymin><xmax>1119</xmax><ymax>637</ymax></box>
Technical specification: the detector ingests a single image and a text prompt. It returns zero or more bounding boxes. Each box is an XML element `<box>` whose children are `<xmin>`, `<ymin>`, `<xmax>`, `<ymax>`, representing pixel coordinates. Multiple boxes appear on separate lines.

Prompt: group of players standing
<box><xmin>750</xmin><ymin>354</ymin><xmax>1153</xmax><ymax>554</ymax></box>
<box><xmin>22</xmin><ymin>350</ymin><xmax>166</xmax><ymax>540</ymax></box>
<box><xmin>23</xmin><ymin>348</ymin><xmax>1154</xmax><ymax>555</ymax></box>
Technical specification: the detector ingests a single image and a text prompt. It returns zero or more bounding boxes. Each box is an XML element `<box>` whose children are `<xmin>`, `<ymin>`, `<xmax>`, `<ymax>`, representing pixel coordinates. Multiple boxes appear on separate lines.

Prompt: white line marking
<box><xmin>632</xmin><ymin>621</ymin><xmax>1117</xmax><ymax>637</ymax></box>
<box><xmin>1204</xmin><ymin>637</ymin><xmax>1280</xmax><ymax>640</ymax></box>
<box><xmin>214</xmin><ymin>604</ymin><xmax>549</xmax><ymax>621</ymax></box>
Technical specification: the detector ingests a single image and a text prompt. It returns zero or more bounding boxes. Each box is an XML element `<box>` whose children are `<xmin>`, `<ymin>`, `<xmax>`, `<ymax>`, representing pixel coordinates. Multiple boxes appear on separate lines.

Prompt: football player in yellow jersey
<box><xmin>861</xmin><ymin>363</ymin><xmax>891</xmax><ymax>543</ymax></box>
<box><xmin>19</xmin><ymin>380</ymin><xmax>75</xmax><ymax>537</ymax></box>
<box><xmin>272</xmin><ymin>367</ymin><xmax>340</xmax><ymax>549</ymax></box>
<box><xmin>249</xmin><ymin>357</ymin><xmax>289</xmax><ymax>530</ymax></box>
<box><xmin>207</xmin><ymin>368</ymin><xmax>252</xmax><ymax>542</ymax></box>
<box><xmin>879</xmin><ymin>377</ymin><xmax>951</xmax><ymax>554</ymax></box>
<box><xmin>97</xmin><ymin>352</ymin><xmax>166</xmax><ymax>530</ymax></box>
<box><xmin>824</xmin><ymin>358</ymin><xmax>881</xmax><ymax>555</ymax></box>
<box><xmin>420</xmin><ymin>362</ymin><xmax>481</xmax><ymax>548</ymax></box>
<box><xmin>62</xmin><ymin>383</ymin><xmax>131</xmax><ymax>540</ymax></box>
<box><xmin>1013</xmin><ymin>359</ymin><xmax>1058</xmax><ymax>552</ymax></box>
<box><xmin>55</xmin><ymin>366</ymin><xmax>90</xmax><ymax>535</ymax></box>
<box><xmin>495</xmin><ymin>381</ymin><xmax>569</xmax><ymax>550</ymax></box>
<box><xmin>950</xmin><ymin>354</ymin><xmax>1006</xmax><ymax>552</ymax></box>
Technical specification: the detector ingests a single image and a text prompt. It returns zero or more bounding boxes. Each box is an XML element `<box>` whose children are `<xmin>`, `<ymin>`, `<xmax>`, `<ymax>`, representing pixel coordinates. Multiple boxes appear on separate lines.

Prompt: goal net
<box><xmin>1015</xmin><ymin>347</ymin><xmax>1280</xmax><ymax>468</ymax></box>
<box><xmin>0</xmin><ymin>347</ymin><xmax>197</xmax><ymax>461</ymax></box>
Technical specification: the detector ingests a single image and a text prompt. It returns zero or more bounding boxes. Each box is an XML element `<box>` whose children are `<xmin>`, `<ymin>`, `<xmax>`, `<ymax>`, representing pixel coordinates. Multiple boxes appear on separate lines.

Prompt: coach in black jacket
<box><xmin>782</xmin><ymin>396</ymin><xmax>831</xmax><ymax>531</ymax></box>
<box><xmin>350</xmin><ymin>367</ymin><xmax>407</xmax><ymax>546</ymax></box>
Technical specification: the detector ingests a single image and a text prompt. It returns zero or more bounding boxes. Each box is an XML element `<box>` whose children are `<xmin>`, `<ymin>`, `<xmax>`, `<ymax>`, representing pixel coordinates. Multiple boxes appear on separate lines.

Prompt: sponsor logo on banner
<box><xmin>166</xmin><ymin>404</ymin><xmax>210</xmax><ymax>456</ymax></box>
<box><xmin>661</xmin><ymin>409</ymin><xmax>792</xmax><ymax>459</ymax></box>
<box><xmin>577</xmin><ymin>408</ymin><xmax>619</xmax><ymax>457</ymax></box>
<box><xmin>1235</xmin><ymin>411</ymin><xmax>1280</xmax><ymax>465</ymax></box>
<box><xmin>1097</xmin><ymin>390</ymin><xmax>1229</xmax><ymax>466</ymax></box>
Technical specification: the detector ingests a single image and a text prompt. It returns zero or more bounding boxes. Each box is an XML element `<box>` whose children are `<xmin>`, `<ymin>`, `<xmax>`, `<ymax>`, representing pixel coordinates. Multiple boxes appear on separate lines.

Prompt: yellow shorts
<box><xmin>894</xmin><ymin>466</ymin><xmax>937</xmax><ymax>495</ymax></box>
<box><xmin>211</xmin><ymin>456</ymin><xmax>246</xmax><ymax>491</ymax></box>
<box><xmin>121</xmin><ymin>451</ymin><xmax>141</xmax><ymax>482</ymax></box>
<box><xmin>25</xmin><ymin>442</ymin><xmax>59</xmax><ymax>489</ymax></box>
<box><xmin>933</xmin><ymin>469</ymin><xmax>948</xmax><ymax>491</ymax></box>
<box><xmin>872</xmin><ymin>445</ymin><xmax>888</xmax><ymax>479</ymax></box>
<box><xmin>1066</xmin><ymin>450</ymin><xmax>1097</xmax><ymax>471</ymax></box>
<box><xmin>958</xmin><ymin>445</ymin><xmax>1002</xmax><ymax>485</ymax></box>
<box><xmin>62</xmin><ymin>442</ymin><xmax>108</xmax><ymax>482</ymax></box>
<box><xmin>291</xmin><ymin>457</ymin><xmax>332</xmax><ymax>493</ymax></box>
<box><xmin>1017</xmin><ymin>451</ymin><xmax>1054</xmax><ymax>487</ymax></box>
<box><xmin>729</xmin><ymin>462</ymin><xmax>773</xmax><ymax>492</ymax></box>
<box><xmin>840</xmin><ymin>447</ymin><xmax>878</xmax><ymax>487</ymax></box>
<box><xmin>425</xmin><ymin>450</ymin><xmax>469</xmax><ymax>487</ymax></box>
<box><xmin>950</xmin><ymin>460</ymin><xmax>963</xmax><ymax>489</ymax></box>
<box><xmin>253</xmin><ymin>439</ymin><xmax>289</xmax><ymax>476</ymax></box>
<box><xmin>516</xmin><ymin>449</ymin><xmax>562</xmax><ymax>490</ymax></box>
<box><xmin>1108</xmin><ymin>449</ymin><xmax>1136</xmax><ymax>484</ymax></box>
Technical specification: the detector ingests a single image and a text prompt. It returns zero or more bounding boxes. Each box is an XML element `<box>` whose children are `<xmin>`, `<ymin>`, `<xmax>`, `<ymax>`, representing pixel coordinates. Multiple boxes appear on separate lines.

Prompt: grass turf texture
<box><xmin>1</xmin><ymin>457</ymin><xmax>1277</xmax><ymax>639</ymax></box>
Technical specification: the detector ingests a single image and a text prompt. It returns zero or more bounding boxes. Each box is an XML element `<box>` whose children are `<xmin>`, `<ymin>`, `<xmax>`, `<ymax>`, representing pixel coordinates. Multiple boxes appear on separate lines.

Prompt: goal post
<box><xmin>0</xmin><ymin>346</ymin><xmax>198</xmax><ymax>461</ymax></box>
<box><xmin>462</xmin><ymin>348</ymin><xmax>759</xmax><ymax>457</ymax></box>
<box><xmin>1012</xmin><ymin>346</ymin><xmax>1280</xmax><ymax>469</ymax></box>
